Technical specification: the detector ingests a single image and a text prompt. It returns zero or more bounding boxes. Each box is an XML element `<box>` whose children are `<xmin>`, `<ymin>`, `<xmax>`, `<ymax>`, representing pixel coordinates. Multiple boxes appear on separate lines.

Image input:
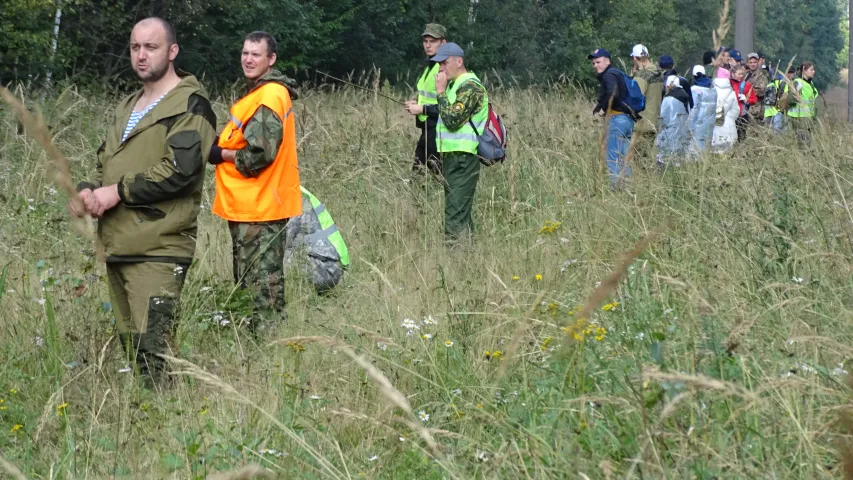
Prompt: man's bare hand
<box><xmin>404</xmin><ymin>100</ymin><xmax>423</xmax><ymax>116</ymax></box>
<box><xmin>69</xmin><ymin>189</ymin><xmax>92</xmax><ymax>218</ymax></box>
<box><xmin>435</xmin><ymin>72</ymin><xmax>448</xmax><ymax>94</ymax></box>
<box><xmin>90</xmin><ymin>184</ymin><xmax>121</xmax><ymax>218</ymax></box>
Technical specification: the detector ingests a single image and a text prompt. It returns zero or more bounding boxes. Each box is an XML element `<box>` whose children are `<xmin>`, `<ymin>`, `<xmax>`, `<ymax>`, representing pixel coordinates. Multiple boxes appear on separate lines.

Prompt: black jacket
<box><xmin>665</xmin><ymin>87</ymin><xmax>692</xmax><ymax>113</ymax></box>
<box><xmin>594</xmin><ymin>66</ymin><xmax>631</xmax><ymax>116</ymax></box>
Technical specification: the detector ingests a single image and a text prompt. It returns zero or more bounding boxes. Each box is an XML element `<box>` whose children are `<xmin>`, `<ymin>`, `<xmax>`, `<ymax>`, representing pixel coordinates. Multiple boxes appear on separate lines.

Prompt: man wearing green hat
<box><xmin>404</xmin><ymin>23</ymin><xmax>447</xmax><ymax>176</ymax></box>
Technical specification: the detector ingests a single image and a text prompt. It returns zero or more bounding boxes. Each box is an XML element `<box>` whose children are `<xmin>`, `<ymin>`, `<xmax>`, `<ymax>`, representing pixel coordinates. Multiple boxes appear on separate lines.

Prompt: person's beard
<box><xmin>135</xmin><ymin>59</ymin><xmax>169</xmax><ymax>83</ymax></box>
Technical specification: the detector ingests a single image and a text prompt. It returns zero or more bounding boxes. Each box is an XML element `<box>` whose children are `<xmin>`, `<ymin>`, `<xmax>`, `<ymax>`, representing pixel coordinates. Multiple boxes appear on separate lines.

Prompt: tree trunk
<box><xmin>45</xmin><ymin>0</ymin><xmax>63</xmax><ymax>91</ymax></box>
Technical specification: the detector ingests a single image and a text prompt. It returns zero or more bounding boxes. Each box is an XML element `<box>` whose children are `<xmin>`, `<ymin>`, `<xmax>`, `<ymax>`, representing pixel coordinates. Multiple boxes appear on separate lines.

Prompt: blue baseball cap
<box><xmin>730</xmin><ymin>49</ymin><xmax>743</xmax><ymax>61</ymax></box>
<box><xmin>587</xmin><ymin>48</ymin><xmax>611</xmax><ymax>59</ymax></box>
<box><xmin>659</xmin><ymin>55</ymin><xmax>674</xmax><ymax>68</ymax></box>
<box><xmin>430</xmin><ymin>42</ymin><xmax>464</xmax><ymax>62</ymax></box>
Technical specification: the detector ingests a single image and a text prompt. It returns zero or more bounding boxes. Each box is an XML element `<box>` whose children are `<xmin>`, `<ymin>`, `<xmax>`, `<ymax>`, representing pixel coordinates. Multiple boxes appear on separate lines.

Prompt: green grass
<box><xmin>2</xmin><ymin>83</ymin><xmax>853</xmax><ymax>479</ymax></box>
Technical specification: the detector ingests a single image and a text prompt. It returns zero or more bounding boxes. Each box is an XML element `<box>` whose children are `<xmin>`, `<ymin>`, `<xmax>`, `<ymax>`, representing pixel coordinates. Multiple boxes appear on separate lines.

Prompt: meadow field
<box><xmin>2</xmin><ymin>79</ymin><xmax>853</xmax><ymax>479</ymax></box>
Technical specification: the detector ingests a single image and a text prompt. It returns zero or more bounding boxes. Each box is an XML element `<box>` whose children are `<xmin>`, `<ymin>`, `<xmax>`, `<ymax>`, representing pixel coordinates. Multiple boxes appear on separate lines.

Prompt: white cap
<box><xmin>665</xmin><ymin>75</ymin><xmax>681</xmax><ymax>88</ymax></box>
<box><xmin>631</xmin><ymin>44</ymin><xmax>649</xmax><ymax>58</ymax></box>
<box><xmin>692</xmin><ymin>65</ymin><xmax>706</xmax><ymax>76</ymax></box>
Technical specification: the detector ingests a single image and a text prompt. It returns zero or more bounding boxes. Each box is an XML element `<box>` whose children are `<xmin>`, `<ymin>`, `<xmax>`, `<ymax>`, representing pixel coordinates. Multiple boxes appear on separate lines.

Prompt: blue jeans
<box><xmin>606</xmin><ymin>114</ymin><xmax>634</xmax><ymax>187</ymax></box>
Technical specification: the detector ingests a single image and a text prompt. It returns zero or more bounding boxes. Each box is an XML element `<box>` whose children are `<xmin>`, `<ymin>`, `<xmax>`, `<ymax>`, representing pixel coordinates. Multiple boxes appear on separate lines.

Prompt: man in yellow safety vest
<box><xmin>786</xmin><ymin>61</ymin><xmax>819</xmax><ymax>145</ymax></box>
<box><xmin>432</xmin><ymin>42</ymin><xmax>489</xmax><ymax>240</ymax></box>
<box><xmin>404</xmin><ymin>23</ymin><xmax>447</xmax><ymax>176</ymax></box>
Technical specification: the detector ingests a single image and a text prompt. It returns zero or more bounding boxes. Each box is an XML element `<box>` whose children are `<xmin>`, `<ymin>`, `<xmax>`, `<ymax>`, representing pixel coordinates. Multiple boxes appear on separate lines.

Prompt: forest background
<box><xmin>1</xmin><ymin>0</ymin><xmax>849</xmax><ymax>93</ymax></box>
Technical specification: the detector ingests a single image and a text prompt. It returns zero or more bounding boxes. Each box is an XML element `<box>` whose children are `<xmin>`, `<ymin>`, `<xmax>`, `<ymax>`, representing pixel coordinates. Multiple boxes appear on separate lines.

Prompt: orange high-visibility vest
<box><xmin>213</xmin><ymin>82</ymin><xmax>301</xmax><ymax>222</ymax></box>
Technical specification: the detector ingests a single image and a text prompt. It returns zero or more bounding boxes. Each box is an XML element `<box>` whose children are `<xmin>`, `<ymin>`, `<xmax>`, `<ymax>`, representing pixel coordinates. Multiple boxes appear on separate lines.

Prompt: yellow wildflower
<box><xmin>491</xmin><ymin>350</ymin><xmax>504</xmax><ymax>360</ymax></box>
<box><xmin>10</xmin><ymin>424</ymin><xmax>23</xmax><ymax>434</ymax></box>
<box><xmin>484</xmin><ymin>350</ymin><xmax>491</xmax><ymax>359</ymax></box>
<box><xmin>535</xmin><ymin>274</ymin><xmax>543</xmax><ymax>281</ymax></box>
<box><xmin>538</xmin><ymin>220</ymin><xmax>563</xmax><ymax>234</ymax></box>
<box><xmin>139</xmin><ymin>403</ymin><xmax>151</xmax><ymax>412</ymax></box>
<box><xmin>512</xmin><ymin>275</ymin><xmax>520</xmax><ymax>281</ymax></box>
<box><xmin>540</xmin><ymin>336</ymin><xmax>553</xmax><ymax>351</ymax></box>
<box><xmin>9</xmin><ymin>389</ymin><xmax>17</xmax><ymax>395</ymax></box>
<box><xmin>562</xmin><ymin>317</ymin><xmax>590</xmax><ymax>342</ymax></box>
<box><xmin>287</xmin><ymin>342</ymin><xmax>306</xmax><ymax>353</ymax></box>
<box><xmin>199</xmin><ymin>408</ymin><xmax>209</xmax><ymax>416</ymax></box>
<box><xmin>601</xmin><ymin>301</ymin><xmax>620</xmax><ymax>312</ymax></box>
<box><xmin>56</xmin><ymin>402</ymin><xmax>69</xmax><ymax>416</ymax></box>
<box><xmin>476</xmin><ymin>403</ymin><xmax>484</xmax><ymax>409</ymax></box>
<box><xmin>594</xmin><ymin>327</ymin><xmax>607</xmax><ymax>341</ymax></box>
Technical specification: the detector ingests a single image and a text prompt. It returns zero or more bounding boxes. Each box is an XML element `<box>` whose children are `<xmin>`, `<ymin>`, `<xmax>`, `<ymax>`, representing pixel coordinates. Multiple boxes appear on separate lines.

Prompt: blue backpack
<box><xmin>614</xmin><ymin>69</ymin><xmax>646</xmax><ymax>115</ymax></box>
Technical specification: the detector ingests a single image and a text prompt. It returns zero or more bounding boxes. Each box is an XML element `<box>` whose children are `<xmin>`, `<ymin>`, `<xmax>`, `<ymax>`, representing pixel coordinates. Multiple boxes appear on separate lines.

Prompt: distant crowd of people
<box><xmin>590</xmin><ymin>45</ymin><xmax>820</xmax><ymax>187</ymax></box>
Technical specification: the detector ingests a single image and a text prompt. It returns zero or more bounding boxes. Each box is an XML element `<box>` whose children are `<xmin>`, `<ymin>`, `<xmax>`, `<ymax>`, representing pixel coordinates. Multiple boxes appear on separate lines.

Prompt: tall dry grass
<box><xmin>1</xmin><ymin>78</ymin><xmax>853</xmax><ymax>478</ymax></box>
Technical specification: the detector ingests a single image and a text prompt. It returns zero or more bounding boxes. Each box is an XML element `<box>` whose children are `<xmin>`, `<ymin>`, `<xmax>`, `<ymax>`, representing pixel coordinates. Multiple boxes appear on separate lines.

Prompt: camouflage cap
<box><xmin>422</xmin><ymin>23</ymin><xmax>447</xmax><ymax>39</ymax></box>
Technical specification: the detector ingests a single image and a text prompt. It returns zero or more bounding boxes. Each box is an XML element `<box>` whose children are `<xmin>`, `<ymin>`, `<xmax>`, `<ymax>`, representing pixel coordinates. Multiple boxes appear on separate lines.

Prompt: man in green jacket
<box><xmin>404</xmin><ymin>23</ymin><xmax>447</xmax><ymax>176</ymax></box>
<box><xmin>630</xmin><ymin>44</ymin><xmax>663</xmax><ymax>157</ymax></box>
<box><xmin>70</xmin><ymin>17</ymin><xmax>216</xmax><ymax>388</ymax></box>
<box><xmin>431</xmin><ymin>42</ymin><xmax>489</xmax><ymax>240</ymax></box>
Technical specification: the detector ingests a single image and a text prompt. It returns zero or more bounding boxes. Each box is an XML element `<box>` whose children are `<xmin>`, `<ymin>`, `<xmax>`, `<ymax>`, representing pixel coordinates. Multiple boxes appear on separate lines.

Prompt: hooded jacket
<box><xmin>632</xmin><ymin>62</ymin><xmax>664</xmax><ymax>133</ymax></box>
<box><xmin>79</xmin><ymin>72</ymin><xmax>217</xmax><ymax>263</ymax></box>
<box><xmin>657</xmin><ymin>86</ymin><xmax>691</xmax><ymax>158</ymax></box>
<box><xmin>712</xmin><ymin>78</ymin><xmax>739</xmax><ymax>151</ymax></box>
<box><xmin>688</xmin><ymin>76</ymin><xmax>717</xmax><ymax>153</ymax></box>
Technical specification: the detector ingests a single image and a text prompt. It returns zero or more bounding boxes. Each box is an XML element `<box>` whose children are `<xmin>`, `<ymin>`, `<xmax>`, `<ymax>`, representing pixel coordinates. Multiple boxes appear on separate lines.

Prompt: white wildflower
<box><xmin>200</xmin><ymin>286</ymin><xmax>213</xmax><ymax>293</ymax></box>
<box><xmin>422</xmin><ymin>315</ymin><xmax>438</xmax><ymax>325</ymax></box>
<box><xmin>476</xmin><ymin>451</ymin><xmax>491</xmax><ymax>462</ymax></box>
<box><xmin>833</xmin><ymin>364</ymin><xmax>849</xmax><ymax>376</ymax></box>
<box><xmin>119</xmin><ymin>366</ymin><xmax>132</xmax><ymax>373</ymax></box>
<box><xmin>37</xmin><ymin>298</ymin><xmax>46</xmax><ymax>306</ymax></box>
<box><xmin>33</xmin><ymin>336</ymin><xmax>44</xmax><ymax>347</ymax></box>
<box><xmin>368</xmin><ymin>455</ymin><xmax>379</xmax><ymax>462</ymax></box>
<box><xmin>401</xmin><ymin>318</ymin><xmax>420</xmax><ymax>335</ymax></box>
<box><xmin>47</xmin><ymin>187</ymin><xmax>57</xmax><ymax>196</ymax></box>
<box><xmin>310</xmin><ymin>395</ymin><xmax>323</xmax><ymax>400</ymax></box>
<box><xmin>444</xmin><ymin>340</ymin><xmax>454</xmax><ymax>348</ymax></box>
<box><xmin>451</xmin><ymin>388</ymin><xmax>462</xmax><ymax>395</ymax></box>
<box><xmin>376</xmin><ymin>342</ymin><xmax>388</xmax><ymax>351</ymax></box>
<box><xmin>792</xmin><ymin>276</ymin><xmax>804</xmax><ymax>284</ymax></box>
<box><xmin>219</xmin><ymin>319</ymin><xmax>230</xmax><ymax>327</ymax></box>
<box><xmin>259</xmin><ymin>448</ymin><xmax>283</xmax><ymax>458</ymax></box>
<box><xmin>418</xmin><ymin>410</ymin><xmax>430</xmax><ymax>422</ymax></box>
<box><xmin>422</xmin><ymin>333</ymin><xmax>433</xmax><ymax>340</ymax></box>
<box><xmin>798</xmin><ymin>363</ymin><xmax>816</xmax><ymax>374</ymax></box>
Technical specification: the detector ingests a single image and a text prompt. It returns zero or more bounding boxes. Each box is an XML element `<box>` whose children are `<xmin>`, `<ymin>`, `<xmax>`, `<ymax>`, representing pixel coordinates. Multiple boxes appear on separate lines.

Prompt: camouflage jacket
<box><xmin>232</xmin><ymin>70</ymin><xmax>299</xmax><ymax>178</ymax></box>
<box><xmin>77</xmin><ymin>72</ymin><xmax>217</xmax><ymax>262</ymax></box>
<box><xmin>632</xmin><ymin>63</ymin><xmax>664</xmax><ymax>133</ymax></box>
<box><xmin>745</xmin><ymin>68</ymin><xmax>770</xmax><ymax>117</ymax></box>
<box><xmin>436</xmin><ymin>79</ymin><xmax>485</xmax><ymax>132</ymax></box>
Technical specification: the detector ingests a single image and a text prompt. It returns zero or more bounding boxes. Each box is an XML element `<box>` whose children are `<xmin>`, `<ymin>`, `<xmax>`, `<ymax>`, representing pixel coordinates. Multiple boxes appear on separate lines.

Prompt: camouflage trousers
<box><xmin>229</xmin><ymin>220</ymin><xmax>288</xmax><ymax>327</ymax></box>
<box><xmin>106</xmin><ymin>261</ymin><xmax>187</xmax><ymax>386</ymax></box>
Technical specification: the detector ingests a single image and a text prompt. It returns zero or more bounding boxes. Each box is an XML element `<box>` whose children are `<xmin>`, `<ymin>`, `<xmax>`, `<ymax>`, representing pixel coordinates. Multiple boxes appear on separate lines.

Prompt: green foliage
<box><xmin>0</xmin><ymin>0</ymin><xmax>846</xmax><ymax>90</ymax></box>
